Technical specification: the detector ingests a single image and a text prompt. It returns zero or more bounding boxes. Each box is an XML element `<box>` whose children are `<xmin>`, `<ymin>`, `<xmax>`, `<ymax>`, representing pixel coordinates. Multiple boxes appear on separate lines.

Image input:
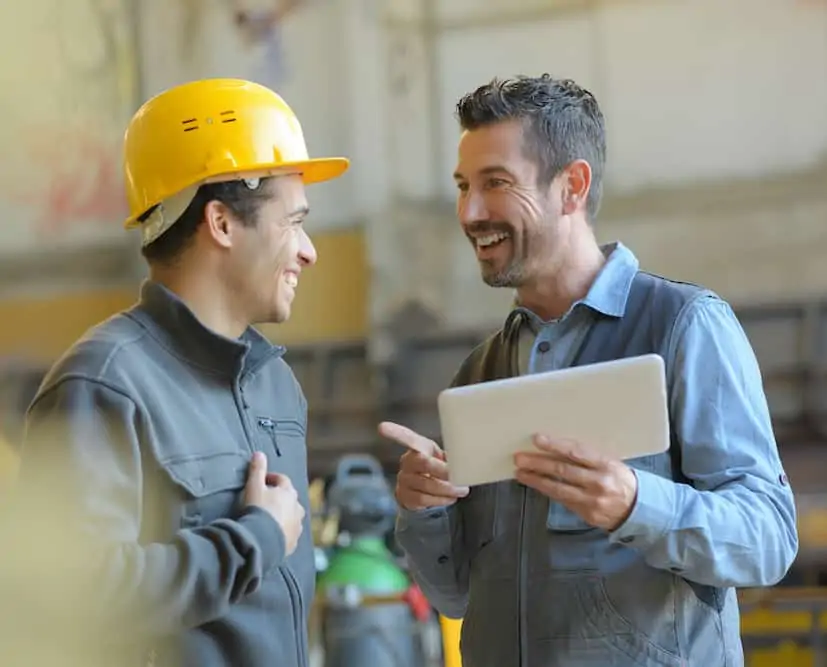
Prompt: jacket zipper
<box><xmin>257</xmin><ymin>418</ymin><xmax>282</xmax><ymax>456</ymax></box>
<box><xmin>517</xmin><ymin>489</ymin><xmax>528</xmax><ymax>667</ymax></box>
<box><xmin>282</xmin><ymin>567</ymin><xmax>306</xmax><ymax>667</ymax></box>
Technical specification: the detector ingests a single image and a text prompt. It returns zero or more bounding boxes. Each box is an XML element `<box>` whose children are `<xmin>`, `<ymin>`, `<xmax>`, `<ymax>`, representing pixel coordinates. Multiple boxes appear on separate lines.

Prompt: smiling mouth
<box><xmin>475</xmin><ymin>231</ymin><xmax>512</xmax><ymax>250</ymax></box>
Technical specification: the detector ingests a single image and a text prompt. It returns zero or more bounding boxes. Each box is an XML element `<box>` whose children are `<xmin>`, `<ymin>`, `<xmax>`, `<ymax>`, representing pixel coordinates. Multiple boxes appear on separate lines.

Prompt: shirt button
<box><xmin>428</xmin><ymin>511</ymin><xmax>443</xmax><ymax>520</ymax></box>
<box><xmin>537</xmin><ymin>340</ymin><xmax>551</xmax><ymax>353</ymax></box>
<box><xmin>779</xmin><ymin>473</ymin><xmax>789</xmax><ymax>486</ymax></box>
<box><xmin>437</xmin><ymin>555</ymin><xmax>449</xmax><ymax>564</ymax></box>
<box><xmin>619</xmin><ymin>536</ymin><xmax>634</xmax><ymax>544</ymax></box>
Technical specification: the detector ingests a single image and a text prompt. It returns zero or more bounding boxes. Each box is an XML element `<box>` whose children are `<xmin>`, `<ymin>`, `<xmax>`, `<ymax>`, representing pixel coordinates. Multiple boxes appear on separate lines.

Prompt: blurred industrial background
<box><xmin>0</xmin><ymin>0</ymin><xmax>826</xmax><ymax>665</ymax></box>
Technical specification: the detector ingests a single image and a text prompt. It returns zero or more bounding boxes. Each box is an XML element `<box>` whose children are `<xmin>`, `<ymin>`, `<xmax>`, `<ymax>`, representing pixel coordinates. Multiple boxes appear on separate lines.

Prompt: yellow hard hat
<box><xmin>122</xmin><ymin>78</ymin><xmax>349</xmax><ymax>229</ymax></box>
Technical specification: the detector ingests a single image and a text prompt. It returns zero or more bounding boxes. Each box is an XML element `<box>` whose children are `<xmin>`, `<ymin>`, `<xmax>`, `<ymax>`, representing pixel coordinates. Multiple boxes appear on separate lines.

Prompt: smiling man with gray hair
<box><xmin>380</xmin><ymin>74</ymin><xmax>798</xmax><ymax>667</ymax></box>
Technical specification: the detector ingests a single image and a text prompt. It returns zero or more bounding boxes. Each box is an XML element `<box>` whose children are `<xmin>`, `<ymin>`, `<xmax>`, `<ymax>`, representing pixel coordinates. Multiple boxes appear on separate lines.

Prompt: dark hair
<box><xmin>455</xmin><ymin>74</ymin><xmax>606</xmax><ymax>220</ymax></box>
<box><xmin>140</xmin><ymin>177</ymin><xmax>275</xmax><ymax>266</ymax></box>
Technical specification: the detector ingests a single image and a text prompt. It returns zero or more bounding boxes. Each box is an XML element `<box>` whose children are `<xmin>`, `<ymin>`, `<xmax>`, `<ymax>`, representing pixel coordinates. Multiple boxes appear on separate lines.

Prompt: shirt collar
<box><xmin>507</xmin><ymin>241</ymin><xmax>639</xmax><ymax>330</ymax></box>
<box><xmin>580</xmin><ymin>241</ymin><xmax>639</xmax><ymax>318</ymax></box>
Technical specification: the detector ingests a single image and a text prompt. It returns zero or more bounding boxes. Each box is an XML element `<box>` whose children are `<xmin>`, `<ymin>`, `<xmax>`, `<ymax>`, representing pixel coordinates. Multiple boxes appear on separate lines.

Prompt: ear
<box><xmin>561</xmin><ymin>159</ymin><xmax>592</xmax><ymax>216</ymax></box>
<box><xmin>203</xmin><ymin>200</ymin><xmax>236</xmax><ymax>250</ymax></box>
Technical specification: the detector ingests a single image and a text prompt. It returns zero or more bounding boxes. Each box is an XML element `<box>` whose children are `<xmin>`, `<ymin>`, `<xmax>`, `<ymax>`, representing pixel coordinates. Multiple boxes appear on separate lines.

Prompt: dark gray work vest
<box><xmin>452</xmin><ymin>270</ymin><xmax>712</xmax><ymax>483</ymax></box>
<box><xmin>436</xmin><ymin>272</ymin><xmax>744</xmax><ymax>667</ymax></box>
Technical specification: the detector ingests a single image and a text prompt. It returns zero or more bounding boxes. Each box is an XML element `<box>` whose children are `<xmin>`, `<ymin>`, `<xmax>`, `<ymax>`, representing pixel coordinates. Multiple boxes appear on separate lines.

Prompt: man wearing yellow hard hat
<box><xmin>5</xmin><ymin>79</ymin><xmax>348</xmax><ymax>667</ymax></box>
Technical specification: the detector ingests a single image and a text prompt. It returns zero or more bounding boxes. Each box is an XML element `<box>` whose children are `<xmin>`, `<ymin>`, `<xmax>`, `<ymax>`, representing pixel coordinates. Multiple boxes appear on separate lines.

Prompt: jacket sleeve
<box><xmin>5</xmin><ymin>376</ymin><xmax>287</xmax><ymax>642</ymax></box>
<box><xmin>609</xmin><ymin>295</ymin><xmax>799</xmax><ymax>587</ymax></box>
<box><xmin>395</xmin><ymin>505</ymin><xmax>469</xmax><ymax>618</ymax></box>
<box><xmin>394</xmin><ymin>351</ymin><xmax>487</xmax><ymax>620</ymax></box>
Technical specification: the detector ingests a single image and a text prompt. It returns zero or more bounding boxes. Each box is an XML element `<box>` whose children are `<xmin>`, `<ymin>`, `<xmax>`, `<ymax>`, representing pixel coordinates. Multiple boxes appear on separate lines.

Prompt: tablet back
<box><xmin>437</xmin><ymin>353</ymin><xmax>670</xmax><ymax>487</ymax></box>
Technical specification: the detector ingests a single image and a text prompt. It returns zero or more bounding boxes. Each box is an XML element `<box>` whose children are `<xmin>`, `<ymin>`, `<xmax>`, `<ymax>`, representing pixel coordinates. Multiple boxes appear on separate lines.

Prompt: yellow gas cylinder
<box><xmin>440</xmin><ymin>616</ymin><xmax>462</xmax><ymax>667</ymax></box>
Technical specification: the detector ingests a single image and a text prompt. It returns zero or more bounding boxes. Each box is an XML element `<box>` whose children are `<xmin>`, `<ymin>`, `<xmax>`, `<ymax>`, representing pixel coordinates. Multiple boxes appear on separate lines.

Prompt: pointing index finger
<box><xmin>378</xmin><ymin>421</ymin><xmax>443</xmax><ymax>458</ymax></box>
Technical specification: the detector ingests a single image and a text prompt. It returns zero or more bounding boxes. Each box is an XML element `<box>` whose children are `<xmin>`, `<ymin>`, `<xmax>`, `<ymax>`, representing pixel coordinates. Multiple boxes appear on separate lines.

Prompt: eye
<box><xmin>485</xmin><ymin>178</ymin><xmax>508</xmax><ymax>190</ymax></box>
<box><xmin>456</xmin><ymin>182</ymin><xmax>469</xmax><ymax>193</ymax></box>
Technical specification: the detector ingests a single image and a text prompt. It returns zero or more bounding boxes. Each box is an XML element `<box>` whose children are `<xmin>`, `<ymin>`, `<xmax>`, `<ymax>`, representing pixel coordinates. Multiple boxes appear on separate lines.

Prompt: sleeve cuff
<box><xmin>237</xmin><ymin>505</ymin><xmax>287</xmax><ymax>572</ymax></box>
<box><xmin>609</xmin><ymin>469</ymin><xmax>677</xmax><ymax>548</ymax></box>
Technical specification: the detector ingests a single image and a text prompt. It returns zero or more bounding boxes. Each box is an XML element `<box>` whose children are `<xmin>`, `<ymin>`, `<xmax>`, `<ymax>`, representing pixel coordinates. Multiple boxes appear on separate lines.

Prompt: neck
<box><xmin>516</xmin><ymin>235</ymin><xmax>606</xmax><ymax>322</ymax></box>
<box><xmin>150</xmin><ymin>263</ymin><xmax>248</xmax><ymax>339</ymax></box>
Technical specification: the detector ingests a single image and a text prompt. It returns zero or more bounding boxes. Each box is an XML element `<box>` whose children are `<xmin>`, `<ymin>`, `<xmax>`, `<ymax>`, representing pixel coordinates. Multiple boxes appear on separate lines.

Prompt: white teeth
<box><xmin>285</xmin><ymin>273</ymin><xmax>298</xmax><ymax>288</ymax></box>
<box><xmin>477</xmin><ymin>232</ymin><xmax>510</xmax><ymax>248</ymax></box>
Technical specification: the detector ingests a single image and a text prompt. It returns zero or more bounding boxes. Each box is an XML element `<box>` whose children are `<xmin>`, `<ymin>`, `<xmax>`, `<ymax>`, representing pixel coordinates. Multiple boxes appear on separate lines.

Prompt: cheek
<box><xmin>513</xmin><ymin>192</ymin><xmax>545</xmax><ymax>222</ymax></box>
<box><xmin>490</xmin><ymin>190</ymin><xmax>540</xmax><ymax>226</ymax></box>
<box><xmin>271</xmin><ymin>228</ymin><xmax>299</xmax><ymax>272</ymax></box>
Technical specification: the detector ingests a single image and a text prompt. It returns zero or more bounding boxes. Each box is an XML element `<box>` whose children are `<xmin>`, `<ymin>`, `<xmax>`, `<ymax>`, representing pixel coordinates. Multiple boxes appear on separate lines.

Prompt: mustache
<box><xmin>465</xmin><ymin>221</ymin><xmax>514</xmax><ymax>236</ymax></box>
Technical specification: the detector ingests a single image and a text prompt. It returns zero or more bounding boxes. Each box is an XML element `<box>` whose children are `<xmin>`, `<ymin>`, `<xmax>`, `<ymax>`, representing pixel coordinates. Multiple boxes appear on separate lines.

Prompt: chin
<box><xmin>269</xmin><ymin>309</ymin><xmax>291</xmax><ymax>324</ymax></box>
<box><xmin>481</xmin><ymin>266</ymin><xmax>523</xmax><ymax>289</ymax></box>
<box><xmin>274</xmin><ymin>300</ymin><xmax>293</xmax><ymax>324</ymax></box>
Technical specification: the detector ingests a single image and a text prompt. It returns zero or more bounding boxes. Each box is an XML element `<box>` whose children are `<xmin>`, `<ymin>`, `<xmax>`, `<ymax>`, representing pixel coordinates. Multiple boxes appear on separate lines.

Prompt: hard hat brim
<box><xmin>124</xmin><ymin>155</ymin><xmax>350</xmax><ymax>230</ymax></box>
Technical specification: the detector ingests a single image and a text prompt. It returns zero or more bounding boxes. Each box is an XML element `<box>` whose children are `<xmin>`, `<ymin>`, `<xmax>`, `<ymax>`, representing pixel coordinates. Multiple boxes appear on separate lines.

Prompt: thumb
<box><xmin>246</xmin><ymin>451</ymin><xmax>268</xmax><ymax>487</ymax></box>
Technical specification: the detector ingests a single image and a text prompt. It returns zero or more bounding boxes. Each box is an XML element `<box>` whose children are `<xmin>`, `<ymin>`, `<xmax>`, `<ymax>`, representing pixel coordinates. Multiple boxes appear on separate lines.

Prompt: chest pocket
<box><xmin>545</xmin><ymin>454</ymin><xmax>670</xmax><ymax>532</ymax></box>
<box><xmin>255</xmin><ymin>417</ymin><xmax>304</xmax><ymax>457</ymax></box>
<box><xmin>162</xmin><ymin>451</ymin><xmax>249</xmax><ymax>528</ymax></box>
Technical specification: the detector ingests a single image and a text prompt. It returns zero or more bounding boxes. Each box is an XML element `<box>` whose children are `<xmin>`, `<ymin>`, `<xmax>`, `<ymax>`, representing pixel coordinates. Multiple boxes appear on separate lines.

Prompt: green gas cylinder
<box><xmin>318</xmin><ymin>535</ymin><xmax>409</xmax><ymax>594</ymax></box>
<box><xmin>318</xmin><ymin>456</ymin><xmax>424</xmax><ymax>667</ymax></box>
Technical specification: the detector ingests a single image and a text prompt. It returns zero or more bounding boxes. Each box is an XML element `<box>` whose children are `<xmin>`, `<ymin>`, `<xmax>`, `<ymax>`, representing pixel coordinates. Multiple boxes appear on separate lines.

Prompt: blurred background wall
<box><xmin>0</xmin><ymin>1</ymin><xmax>825</xmax><ymax>663</ymax></box>
<box><xmin>1</xmin><ymin>0</ymin><xmax>825</xmax><ymax>360</ymax></box>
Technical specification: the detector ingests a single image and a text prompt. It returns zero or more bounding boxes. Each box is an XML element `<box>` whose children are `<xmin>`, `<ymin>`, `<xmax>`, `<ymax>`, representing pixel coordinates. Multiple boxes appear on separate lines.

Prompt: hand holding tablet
<box><xmin>436</xmin><ymin>354</ymin><xmax>670</xmax><ymax>488</ymax></box>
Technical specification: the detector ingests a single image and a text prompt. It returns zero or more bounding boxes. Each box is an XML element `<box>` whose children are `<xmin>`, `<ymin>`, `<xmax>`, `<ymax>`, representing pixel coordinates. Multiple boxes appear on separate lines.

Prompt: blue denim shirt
<box><xmin>396</xmin><ymin>243</ymin><xmax>798</xmax><ymax>667</ymax></box>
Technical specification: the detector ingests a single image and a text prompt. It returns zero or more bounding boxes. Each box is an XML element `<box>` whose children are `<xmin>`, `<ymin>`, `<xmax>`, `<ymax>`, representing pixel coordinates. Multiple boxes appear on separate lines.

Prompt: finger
<box><xmin>379</xmin><ymin>421</ymin><xmax>442</xmax><ymax>457</ymax></box>
<box><xmin>515</xmin><ymin>470</ymin><xmax>588</xmax><ymax>505</ymax></box>
<box><xmin>398</xmin><ymin>471</ymin><xmax>469</xmax><ymax>499</ymax></box>
<box><xmin>246</xmin><ymin>451</ymin><xmax>268</xmax><ymax>487</ymax></box>
<box><xmin>513</xmin><ymin>452</ymin><xmax>591</xmax><ymax>489</ymax></box>
<box><xmin>402</xmin><ymin>452</ymin><xmax>451</xmax><ymax>481</ymax></box>
<box><xmin>264</xmin><ymin>472</ymin><xmax>284</xmax><ymax>487</ymax></box>
<box><xmin>266</xmin><ymin>472</ymin><xmax>295</xmax><ymax>491</ymax></box>
<box><xmin>532</xmin><ymin>434</ymin><xmax>604</xmax><ymax>469</ymax></box>
<box><xmin>397</xmin><ymin>488</ymin><xmax>458</xmax><ymax>511</ymax></box>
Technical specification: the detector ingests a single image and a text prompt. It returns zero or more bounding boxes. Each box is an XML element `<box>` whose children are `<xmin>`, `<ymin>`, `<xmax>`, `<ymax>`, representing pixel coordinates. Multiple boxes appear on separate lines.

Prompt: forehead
<box><xmin>455</xmin><ymin>120</ymin><xmax>531</xmax><ymax>178</ymax></box>
<box><xmin>267</xmin><ymin>173</ymin><xmax>308</xmax><ymax>209</ymax></box>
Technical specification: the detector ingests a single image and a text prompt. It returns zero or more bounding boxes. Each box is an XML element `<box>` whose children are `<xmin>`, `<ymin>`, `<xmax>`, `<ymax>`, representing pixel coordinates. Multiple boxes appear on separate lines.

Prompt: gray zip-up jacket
<box><xmin>396</xmin><ymin>247</ymin><xmax>797</xmax><ymax>667</ymax></box>
<box><xmin>3</xmin><ymin>281</ymin><xmax>313</xmax><ymax>667</ymax></box>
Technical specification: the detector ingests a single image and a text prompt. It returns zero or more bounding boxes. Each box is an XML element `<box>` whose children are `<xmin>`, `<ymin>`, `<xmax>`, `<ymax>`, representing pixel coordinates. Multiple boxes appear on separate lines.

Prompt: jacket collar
<box><xmin>128</xmin><ymin>280</ymin><xmax>285</xmax><ymax>379</ymax></box>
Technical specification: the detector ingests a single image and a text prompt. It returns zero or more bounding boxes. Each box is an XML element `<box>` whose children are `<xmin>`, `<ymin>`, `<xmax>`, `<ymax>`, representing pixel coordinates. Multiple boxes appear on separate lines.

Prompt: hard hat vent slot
<box><xmin>181</xmin><ymin>118</ymin><xmax>199</xmax><ymax>132</ymax></box>
<box><xmin>220</xmin><ymin>109</ymin><xmax>237</xmax><ymax>124</ymax></box>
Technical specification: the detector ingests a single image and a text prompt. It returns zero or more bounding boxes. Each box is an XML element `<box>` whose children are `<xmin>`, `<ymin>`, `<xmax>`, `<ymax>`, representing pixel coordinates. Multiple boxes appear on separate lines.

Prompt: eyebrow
<box><xmin>453</xmin><ymin>165</ymin><xmax>515</xmax><ymax>181</ymax></box>
<box><xmin>288</xmin><ymin>205</ymin><xmax>310</xmax><ymax>219</ymax></box>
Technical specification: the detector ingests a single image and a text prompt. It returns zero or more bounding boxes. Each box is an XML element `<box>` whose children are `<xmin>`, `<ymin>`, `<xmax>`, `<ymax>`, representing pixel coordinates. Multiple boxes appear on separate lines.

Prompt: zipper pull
<box><xmin>258</xmin><ymin>418</ymin><xmax>282</xmax><ymax>457</ymax></box>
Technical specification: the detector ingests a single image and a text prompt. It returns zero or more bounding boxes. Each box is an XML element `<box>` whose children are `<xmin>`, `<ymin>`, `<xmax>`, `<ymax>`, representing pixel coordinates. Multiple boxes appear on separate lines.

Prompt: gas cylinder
<box><xmin>317</xmin><ymin>456</ymin><xmax>425</xmax><ymax>667</ymax></box>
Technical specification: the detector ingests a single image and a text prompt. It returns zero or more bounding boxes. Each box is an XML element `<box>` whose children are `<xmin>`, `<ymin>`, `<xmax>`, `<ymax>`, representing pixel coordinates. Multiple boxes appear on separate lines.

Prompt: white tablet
<box><xmin>437</xmin><ymin>353</ymin><xmax>670</xmax><ymax>487</ymax></box>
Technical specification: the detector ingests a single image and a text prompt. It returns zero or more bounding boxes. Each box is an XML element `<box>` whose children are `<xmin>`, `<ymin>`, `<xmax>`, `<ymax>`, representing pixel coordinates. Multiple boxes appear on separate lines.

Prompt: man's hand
<box><xmin>378</xmin><ymin>421</ymin><xmax>470</xmax><ymax>512</ymax></box>
<box><xmin>244</xmin><ymin>452</ymin><xmax>305</xmax><ymax>555</ymax></box>
<box><xmin>514</xmin><ymin>435</ymin><xmax>638</xmax><ymax>532</ymax></box>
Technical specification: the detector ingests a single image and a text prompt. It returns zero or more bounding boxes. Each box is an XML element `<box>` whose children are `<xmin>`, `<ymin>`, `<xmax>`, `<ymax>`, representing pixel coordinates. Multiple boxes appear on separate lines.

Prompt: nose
<box><xmin>298</xmin><ymin>227</ymin><xmax>317</xmax><ymax>266</ymax></box>
<box><xmin>457</xmin><ymin>189</ymin><xmax>489</xmax><ymax>227</ymax></box>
